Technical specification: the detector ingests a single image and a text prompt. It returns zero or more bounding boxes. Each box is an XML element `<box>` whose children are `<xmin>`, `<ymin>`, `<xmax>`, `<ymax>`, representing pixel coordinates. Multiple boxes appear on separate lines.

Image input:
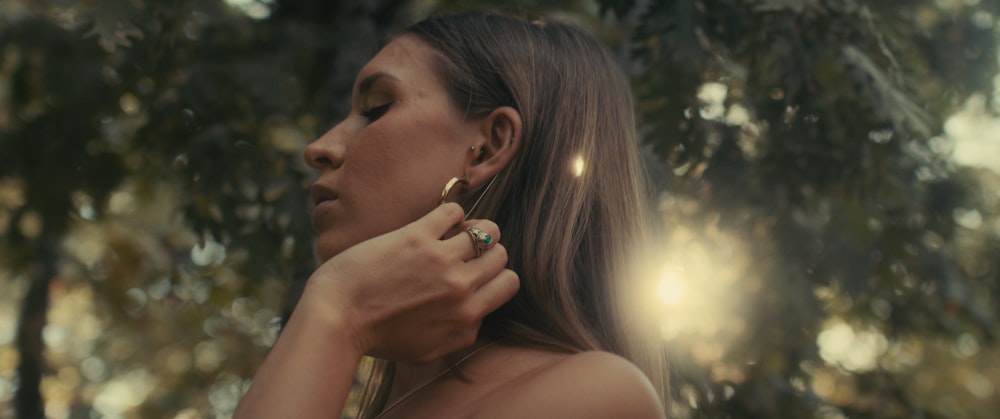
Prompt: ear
<box><xmin>466</xmin><ymin>106</ymin><xmax>522</xmax><ymax>187</ymax></box>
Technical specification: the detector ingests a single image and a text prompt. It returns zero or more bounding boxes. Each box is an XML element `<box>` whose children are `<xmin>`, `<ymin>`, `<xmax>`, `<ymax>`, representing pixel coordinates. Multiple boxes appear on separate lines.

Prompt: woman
<box><xmin>235</xmin><ymin>11</ymin><xmax>665</xmax><ymax>418</ymax></box>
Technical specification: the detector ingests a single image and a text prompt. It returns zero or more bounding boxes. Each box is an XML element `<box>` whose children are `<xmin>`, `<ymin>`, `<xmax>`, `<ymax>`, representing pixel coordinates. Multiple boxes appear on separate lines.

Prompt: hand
<box><xmin>301</xmin><ymin>203</ymin><xmax>520</xmax><ymax>363</ymax></box>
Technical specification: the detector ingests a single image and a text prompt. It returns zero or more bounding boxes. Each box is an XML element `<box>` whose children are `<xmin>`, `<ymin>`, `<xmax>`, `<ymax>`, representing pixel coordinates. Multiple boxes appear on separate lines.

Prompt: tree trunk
<box><xmin>14</xmin><ymin>238</ymin><xmax>56</xmax><ymax>419</ymax></box>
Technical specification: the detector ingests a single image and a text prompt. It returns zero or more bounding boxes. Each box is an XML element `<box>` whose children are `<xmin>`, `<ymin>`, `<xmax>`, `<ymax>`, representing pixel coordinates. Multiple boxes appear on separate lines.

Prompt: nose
<box><xmin>304</xmin><ymin>124</ymin><xmax>346</xmax><ymax>171</ymax></box>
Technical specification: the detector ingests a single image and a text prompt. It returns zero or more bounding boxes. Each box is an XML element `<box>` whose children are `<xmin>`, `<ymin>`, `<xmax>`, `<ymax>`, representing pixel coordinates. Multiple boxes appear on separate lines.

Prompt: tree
<box><xmin>0</xmin><ymin>0</ymin><xmax>407</xmax><ymax>416</ymax></box>
<box><xmin>0</xmin><ymin>0</ymin><xmax>997</xmax><ymax>417</ymax></box>
<box><xmin>597</xmin><ymin>0</ymin><xmax>1000</xmax><ymax>417</ymax></box>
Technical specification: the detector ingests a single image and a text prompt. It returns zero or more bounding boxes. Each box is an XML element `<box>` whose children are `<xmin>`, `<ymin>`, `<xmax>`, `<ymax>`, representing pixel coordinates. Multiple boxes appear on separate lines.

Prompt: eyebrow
<box><xmin>356</xmin><ymin>72</ymin><xmax>399</xmax><ymax>97</ymax></box>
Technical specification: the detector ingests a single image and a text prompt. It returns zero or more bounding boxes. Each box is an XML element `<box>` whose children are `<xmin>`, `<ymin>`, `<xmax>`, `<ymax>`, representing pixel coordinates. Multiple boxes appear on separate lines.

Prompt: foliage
<box><xmin>0</xmin><ymin>0</ymin><xmax>407</xmax><ymax>416</ymax></box>
<box><xmin>597</xmin><ymin>0</ymin><xmax>1000</xmax><ymax>417</ymax></box>
<box><xmin>0</xmin><ymin>0</ymin><xmax>997</xmax><ymax>418</ymax></box>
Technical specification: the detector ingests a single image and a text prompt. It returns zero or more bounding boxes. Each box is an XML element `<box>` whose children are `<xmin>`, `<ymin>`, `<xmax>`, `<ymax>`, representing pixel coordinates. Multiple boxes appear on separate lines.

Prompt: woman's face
<box><xmin>304</xmin><ymin>35</ymin><xmax>479</xmax><ymax>261</ymax></box>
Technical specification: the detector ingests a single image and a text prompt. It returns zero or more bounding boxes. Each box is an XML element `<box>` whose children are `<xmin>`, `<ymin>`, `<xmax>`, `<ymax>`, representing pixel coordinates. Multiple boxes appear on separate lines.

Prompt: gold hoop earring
<box><xmin>438</xmin><ymin>177</ymin><xmax>468</xmax><ymax>206</ymax></box>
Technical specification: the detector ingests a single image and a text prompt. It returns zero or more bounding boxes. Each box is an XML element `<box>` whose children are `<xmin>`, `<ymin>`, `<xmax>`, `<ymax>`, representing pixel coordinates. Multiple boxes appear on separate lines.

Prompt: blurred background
<box><xmin>0</xmin><ymin>0</ymin><xmax>998</xmax><ymax>417</ymax></box>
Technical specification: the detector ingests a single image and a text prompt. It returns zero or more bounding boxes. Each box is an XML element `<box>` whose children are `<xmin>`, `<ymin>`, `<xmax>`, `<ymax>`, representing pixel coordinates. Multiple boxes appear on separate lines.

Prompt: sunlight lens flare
<box><xmin>640</xmin><ymin>222</ymin><xmax>753</xmax><ymax>351</ymax></box>
<box><xmin>657</xmin><ymin>270</ymin><xmax>684</xmax><ymax>306</ymax></box>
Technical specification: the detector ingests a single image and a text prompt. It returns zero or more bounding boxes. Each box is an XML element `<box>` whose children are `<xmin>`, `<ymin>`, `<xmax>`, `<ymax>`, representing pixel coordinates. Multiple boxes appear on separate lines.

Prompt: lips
<box><xmin>310</xmin><ymin>183</ymin><xmax>338</xmax><ymax>207</ymax></box>
<box><xmin>310</xmin><ymin>183</ymin><xmax>339</xmax><ymax>230</ymax></box>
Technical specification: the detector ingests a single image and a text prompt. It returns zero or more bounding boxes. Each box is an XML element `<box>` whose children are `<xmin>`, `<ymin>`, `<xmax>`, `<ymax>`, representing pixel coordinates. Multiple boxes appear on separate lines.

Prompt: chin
<box><xmin>313</xmin><ymin>233</ymin><xmax>348</xmax><ymax>264</ymax></box>
<box><xmin>314</xmin><ymin>247</ymin><xmax>332</xmax><ymax>264</ymax></box>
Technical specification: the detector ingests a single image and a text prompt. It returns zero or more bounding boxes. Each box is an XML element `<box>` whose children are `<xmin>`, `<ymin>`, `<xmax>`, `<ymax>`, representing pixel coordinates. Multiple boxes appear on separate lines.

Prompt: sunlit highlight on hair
<box><xmin>572</xmin><ymin>155</ymin><xmax>585</xmax><ymax>177</ymax></box>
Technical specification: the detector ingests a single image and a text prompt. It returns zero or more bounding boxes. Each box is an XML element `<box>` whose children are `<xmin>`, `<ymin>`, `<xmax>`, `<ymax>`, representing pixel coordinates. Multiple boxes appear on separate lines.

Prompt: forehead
<box><xmin>355</xmin><ymin>36</ymin><xmax>442</xmax><ymax>91</ymax></box>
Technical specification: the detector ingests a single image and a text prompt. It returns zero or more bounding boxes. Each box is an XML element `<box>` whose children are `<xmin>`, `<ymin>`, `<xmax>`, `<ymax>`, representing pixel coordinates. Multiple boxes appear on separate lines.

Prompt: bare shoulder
<box><xmin>471</xmin><ymin>351</ymin><xmax>665</xmax><ymax>419</ymax></box>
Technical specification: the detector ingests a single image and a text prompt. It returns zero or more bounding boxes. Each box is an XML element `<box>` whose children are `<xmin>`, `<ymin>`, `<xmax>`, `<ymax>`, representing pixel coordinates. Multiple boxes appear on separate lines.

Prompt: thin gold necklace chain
<box><xmin>374</xmin><ymin>341</ymin><xmax>499</xmax><ymax>419</ymax></box>
<box><xmin>463</xmin><ymin>174</ymin><xmax>499</xmax><ymax>221</ymax></box>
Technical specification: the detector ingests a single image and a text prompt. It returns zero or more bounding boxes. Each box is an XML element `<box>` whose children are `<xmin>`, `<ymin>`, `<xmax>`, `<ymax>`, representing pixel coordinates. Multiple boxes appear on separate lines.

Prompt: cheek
<box><xmin>354</xmin><ymin>124</ymin><xmax>460</xmax><ymax>185</ymax></box>
<box><xmin>342</xmin><ymin>110</ymin><xmax>469</xmax><ymax>216</ymax></box>
<box><xmin>346</xmin><ymin>132</ymin><xmax>411</xmax><ymax>192</ymax></box>
<box><xmin>343</xmin><ymin>138</ymin><xmax>440</xmax><ymax>222</ymax></box>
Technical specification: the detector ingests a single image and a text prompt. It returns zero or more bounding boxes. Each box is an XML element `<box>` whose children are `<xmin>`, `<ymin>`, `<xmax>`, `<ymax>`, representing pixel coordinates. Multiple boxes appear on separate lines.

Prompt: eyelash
<box><xmin>360</xmin><ymin>103</ymin><xmax>391</xmax><ymax>122</ymax></box>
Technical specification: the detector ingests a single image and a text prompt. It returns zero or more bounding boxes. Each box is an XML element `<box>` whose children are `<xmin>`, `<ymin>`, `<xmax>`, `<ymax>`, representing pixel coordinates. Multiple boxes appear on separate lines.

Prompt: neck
<box><xmin>388</xmin><ymin>359</ymin><xmax>448</xmax><ymax>401</ymax></box>
<box><xmin>385</xmin><ymin>340</ymin><xmax>497</xmax><ymax>404</ymax></box>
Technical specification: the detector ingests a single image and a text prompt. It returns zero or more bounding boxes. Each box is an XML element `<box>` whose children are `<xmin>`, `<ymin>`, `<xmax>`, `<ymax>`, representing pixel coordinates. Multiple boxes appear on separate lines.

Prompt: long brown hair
<box><xmin>355</xmin><ymin>11</ymin><xmax>665</xmax><ymax>417</ymax></box>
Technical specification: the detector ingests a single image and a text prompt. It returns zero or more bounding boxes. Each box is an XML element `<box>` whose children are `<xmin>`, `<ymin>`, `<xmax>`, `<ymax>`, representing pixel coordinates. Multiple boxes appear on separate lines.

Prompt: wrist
<box><xmin>294</xmin><ymin>280</ymin><xmax>370</xmax><ymax>360</ymax></box>
<box><xmin>234</xmin><ymin>277</ymin><xmax>367</xmax><ymax>418</ymax></box>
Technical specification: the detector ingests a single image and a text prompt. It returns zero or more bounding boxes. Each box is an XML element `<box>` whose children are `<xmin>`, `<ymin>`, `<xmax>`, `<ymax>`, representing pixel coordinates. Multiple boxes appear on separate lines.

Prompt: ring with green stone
<box><xmin>465</xmin><ymin>226</ymin><xmax>494</xmax><ymax>258</ymax></box>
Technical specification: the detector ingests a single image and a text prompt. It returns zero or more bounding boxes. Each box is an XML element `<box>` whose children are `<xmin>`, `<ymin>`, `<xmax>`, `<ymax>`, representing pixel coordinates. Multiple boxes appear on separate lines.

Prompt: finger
<box><xmin>440</xmin><ymin>218</ymin><xmax>501</xmax><ymax>241</ymax></box>
<box><xmin>444</xmin><ymin>220</ymin><xmax>501</xmax><ymax>261</ymax></box>
<box><xmin>457</xmin><ymin>243</ymin><xmax>510</xmax><ymax>290</ymax></box>
<box><xmin>467</xmin><ymin>269</ymin><xmax>520</xmax><ymax>316</ymax></box>
<box><xmin>409</xmin><ymin>202</ymin><xmax>465</xmax><ymax>238</ymax></box>
<box><xmin>460</xmin><ymin>219</ymin><xmax>502</xmax><ymax>242</ymax></box>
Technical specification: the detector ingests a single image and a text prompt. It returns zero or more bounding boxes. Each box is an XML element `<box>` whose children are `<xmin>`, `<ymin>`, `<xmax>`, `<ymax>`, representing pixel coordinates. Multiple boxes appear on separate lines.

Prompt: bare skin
<box><xmin>381</xmin><ymin>346</ymin><xmax>663</xmax><ymax>418</ymax></box>
<box><xmin>234</xmin><ymin>34</ymin><xmax>665</xmax><ymax>418</ymax></box>
<box><xmin>235</xmin><ymin>204</ymin><xmax>662</xmax><ymax>418</ymax></box>
<box><xmin>235</xmin><ymin>204</ymin><xmax>520</xmax><ymax>417</ymax></box>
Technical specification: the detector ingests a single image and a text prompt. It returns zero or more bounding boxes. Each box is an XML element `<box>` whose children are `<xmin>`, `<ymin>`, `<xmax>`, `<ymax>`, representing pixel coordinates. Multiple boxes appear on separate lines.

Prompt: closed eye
<box><xmin>360</xmin><ymin>103</ymin><xmax>392</xmax><ymax>122</ymax></box>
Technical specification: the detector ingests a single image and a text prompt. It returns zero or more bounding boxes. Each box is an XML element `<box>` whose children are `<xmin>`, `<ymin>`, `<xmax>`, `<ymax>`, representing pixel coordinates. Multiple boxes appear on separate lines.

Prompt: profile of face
<box><xmin>304</xmin><ymin>36</ymin><xmax>480</xmax><ymax>262</ymax></box>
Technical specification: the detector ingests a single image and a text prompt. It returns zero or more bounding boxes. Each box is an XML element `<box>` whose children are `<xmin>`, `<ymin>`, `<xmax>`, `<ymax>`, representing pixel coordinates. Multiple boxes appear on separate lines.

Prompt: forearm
<box><xmin>234</xmin><ymin>289</ymin><xmax>363</xmax><ymax>418</ymax></box>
